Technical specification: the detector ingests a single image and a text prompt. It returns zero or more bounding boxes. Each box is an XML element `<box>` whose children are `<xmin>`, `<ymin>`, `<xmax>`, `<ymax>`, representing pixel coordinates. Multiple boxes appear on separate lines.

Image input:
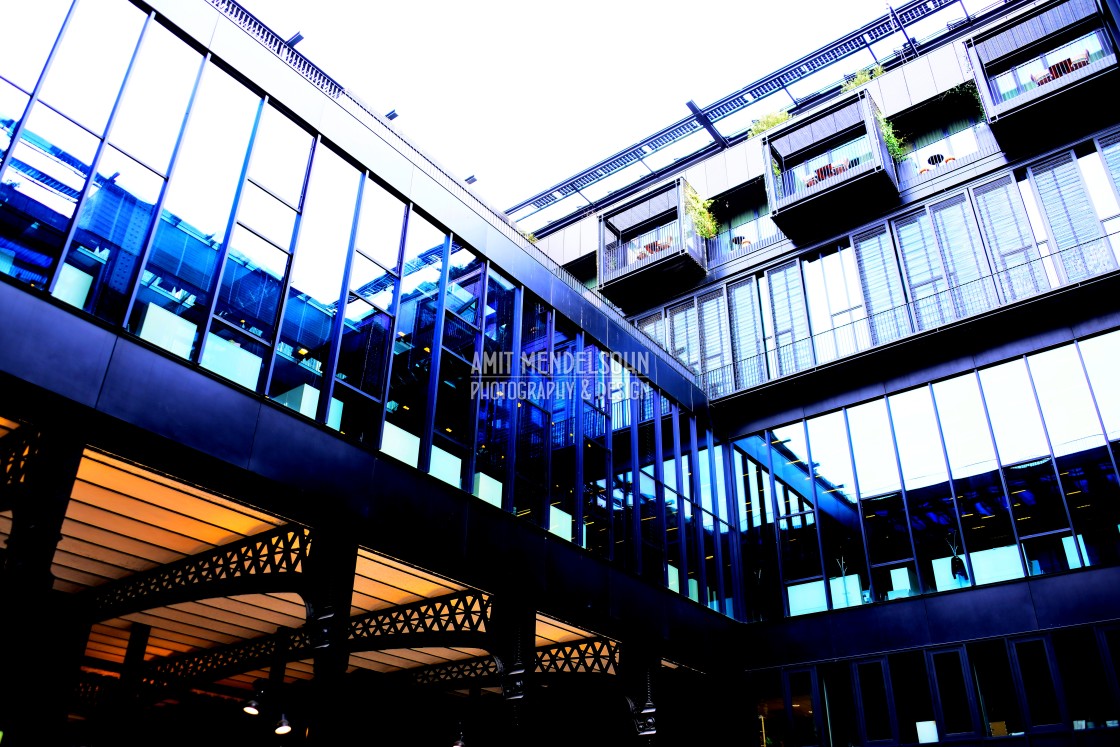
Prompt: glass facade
<box><xmin>734</xmin><ymin>331</ymin><xmax>1120</xmax><ymax>615</ymax></box>
<box><xmin>2</xmin><ymin>0</ymin><xmax>1120</xmax><ymax>630</ymax></box>
<box><xmin>0</xmin><ymin>0</ymin><xmax>733</xmax><ymax>612</ymax></box>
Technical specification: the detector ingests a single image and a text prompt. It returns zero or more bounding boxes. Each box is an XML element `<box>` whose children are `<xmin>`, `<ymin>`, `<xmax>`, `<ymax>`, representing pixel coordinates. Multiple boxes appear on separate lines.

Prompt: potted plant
<box><xmin>683</xmin><ymin>183</ymin><xmax>719</xmax><ymax>240</ymax></box>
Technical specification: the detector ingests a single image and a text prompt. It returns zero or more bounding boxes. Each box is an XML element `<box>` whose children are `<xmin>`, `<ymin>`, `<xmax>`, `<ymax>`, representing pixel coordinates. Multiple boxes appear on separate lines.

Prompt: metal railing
<box><xmin>697</xmin><ymin>236</ymin><xmax>1119</xmax><ymax>399</ymax></box>
<box><xmin>601</xmin><ymin>222</ymin><xmax>681</xmax><ymax>284</ymax></box>
<box><xmin>706</xmin><ymin>217</ymin><xmax>783</xmax><ymax>265</ymax></box>
<box><xmin>203</xmin><ymin>0</ymin><xmax>700</xmax><ymax>387</ymax></box>
<box><xmin>776</xmin><ymin>136</ymin><xmax>874</xmax><ymax>202</ymax></box>
<box><xmin>897</xmin><ymin>123</ymin><xmax>1000</xmax><ymax>187</ymax></box>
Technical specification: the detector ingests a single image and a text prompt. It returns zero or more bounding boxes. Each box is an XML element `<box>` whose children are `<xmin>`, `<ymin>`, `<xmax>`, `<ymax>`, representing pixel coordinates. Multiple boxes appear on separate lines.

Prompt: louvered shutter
<box><xmin>973</xmin><ymin>176</ymin><xmax>1048</xmax><ymax>301</ymax></box>
<box><xmin>1031</xmin><ymin>151</ymin><xmax>1112</xmax><ymax>281</ymax></box>
<box><xmin>853</xmin><ymin>225</ymin><xmax>910</xmax><ymax>345</ymax></box>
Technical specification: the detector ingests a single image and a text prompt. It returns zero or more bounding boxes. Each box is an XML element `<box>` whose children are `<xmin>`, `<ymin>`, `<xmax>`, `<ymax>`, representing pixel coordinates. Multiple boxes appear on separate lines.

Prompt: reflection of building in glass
<box><xmin>3</xmin><ymin>0</ymin><xmax>1120</xmax><ymax>744</ymax></box>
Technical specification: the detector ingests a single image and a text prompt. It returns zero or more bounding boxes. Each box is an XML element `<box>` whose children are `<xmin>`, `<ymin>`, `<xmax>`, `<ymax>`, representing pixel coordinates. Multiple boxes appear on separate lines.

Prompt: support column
<box><xmin>487</xmin><ymin>596</ymin><xmax>536</xmax><ymax>746</ymax></box>
<box><xmin>301</xmin><ymin>524</ymin><xmax>358</xmax><ymax>744</ymax></box>
<box><xmin>0</xmin><ymin>424</ymin><xmax>86</xmax><ymax>743</ymax></box>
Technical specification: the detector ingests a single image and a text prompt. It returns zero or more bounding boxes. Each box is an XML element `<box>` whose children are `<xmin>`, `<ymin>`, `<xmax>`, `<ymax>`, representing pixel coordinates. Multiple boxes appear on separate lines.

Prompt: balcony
<box><xmin>599</xmin><ymin>181</ymin><xmax>706</xmax><ymax>310</ymax></box>
<box><xmin>967</xmin><ymin>0</ymin><xmax>1118</xmax><ymax>151</ymax></box>
<box><xmin>699</xmin><ymin>233</ymin><xmax>1120</xmax><ymax>400</ymax></box>
<box><xmin>762</xmin><ymin>91</ymin><xmax>899</xmax><ymax>244</ymax></box>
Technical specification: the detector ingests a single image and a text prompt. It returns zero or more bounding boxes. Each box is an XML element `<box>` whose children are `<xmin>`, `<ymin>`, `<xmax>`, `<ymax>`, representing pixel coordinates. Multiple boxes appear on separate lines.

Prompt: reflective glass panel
<box><xmin>53</xmin><ymin>147</ymin><xmax>161</xmax><ymax>321</ymax></box>
<box><xmin>848</xmin><ymin>399</ymin><xmax>901</xmax><ymax>497</ymax></box>
<box><xmin>0</xmin><ymin>81</ymin><xmax>30</xmax><ymax>160</ymax></box>
<box><xmin>0</xmin><ymin>0</ymin><xmax>73</xmax><ymax>92</ymax></box>
<box><xmin>200</xmin><ymin>323</ymin><xmax>265</xmax><ymax>391</ymax></box>
<box><xmin>37</xmin><ymin>0</ymin><xmax>144</xmax><ymax>133</ymax></box>
<box><xmin>130</xmin><ymin>64</ymin><xmax>258</xmax><ymax>359</ymax></box>
<box><xmin>979</xmin><ymin>359</ymin><xmax>1049</xmax><ymax>465</ymax></box>
<box><xmin>336</xmin><ymin>298</ymin><xmax>391</xmax><ymax>399</ymax></box>
<box><xmin>1029</xmin><ymin>345</ymin><xmax>1106</xmax><ymax>457</ymax></box>
<box><xmin>1004</xmin><ymin>458</ymin><xmax>1069</xmax><ymax>539</ymax></box>
<box><xmin>215</xmin><ymin>225</ymin><xmax>287</xmax><ymax>341</ymax></box>
<box><xmin>1079</xmin><ymin>332</ymin><xmax>1120</xmax><ymax>441</ymax></box>
<box><xmin>446</xmin><ymin>242</ymin><xmax>483</xmax><ymax>324</ymax></box>
<box><xmin>236</xmin><ymin>182</ymin><xmax>296</xmax><ymax>249</ymax></box>
<box><xmin>269</xmin><ymin>146</ymin><xmax>359</xmax><ymax>417</ymax></box>
<box><xmin>355</xmin><ymin>178</ymin><xmax>405</xmax><ymax>272</ymax></box>
<box><xmin>247</xmin><ymin>104</ymin><xmax>312</xmax><ymax>207</ymax></box>
<box><xmin>108</xmin><ymin>20</ymin><xmax>200</xmax><ymax>174</ymax></box>
<box><xmin>1</xmin><ymin>103</ymin><xmax>98</xmax><ymax>287</ymax></box>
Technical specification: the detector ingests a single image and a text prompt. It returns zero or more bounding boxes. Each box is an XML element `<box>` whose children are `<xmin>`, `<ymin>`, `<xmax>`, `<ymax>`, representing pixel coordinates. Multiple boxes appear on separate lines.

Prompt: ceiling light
<box><xmin>275</xmin><ymin>715</ymin><xmax>292</xmax><ymax>735</ymax></box>
<box><xmin>242</xmin><ymin>698</ymin><xmax>260</xmax><ymax>716</ymax></box>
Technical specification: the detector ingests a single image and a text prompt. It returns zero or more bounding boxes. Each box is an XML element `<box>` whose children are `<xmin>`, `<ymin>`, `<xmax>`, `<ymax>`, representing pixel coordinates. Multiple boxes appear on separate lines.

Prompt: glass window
<box><xmin>931</xmin><ymin>649</ymin><xmax>975</xmax><ymax>735</ymax></box>
<box><xmin>200</xmin><ymin>323</ymin><xmax>265</xmax><ymax>392</ymax></box>
<box><xmin>853</xmin><ymin>225</ymin><xmax>910</xmax><ymax>346</ymax></box>
<box><xmin>698</xmin><ymin>289</ymin><xmax>732</xmax><ymax>396</ymax></box>
<box><xmin>809</xmin><ymin>412</ymin><xmax>867</xmax><ymax>609</ymax></box>
<box><xmin>1004</xmin><ymin>458</ymin><xmax>1070</xmax><ymax>542</ymax></box>
<box><xmin>51</xmin><ymin>147</ymin><xmax>161</xmax><ymax>322</ymax></box>
<box><xmin>863</xmin><ymin>494</ymin><xmax>916</xmax><ymax>597</ymax></box>
<box><xmin>1014</xmin><ymin>640</ymin><xmax>1062</xmax><ymax>727</ymax></box>
<box><xmin>1080</xmin><ymin>332</ymin><xmax>1120</xmax><ymax>441</ymax></box>
<box><xmin>968</xmin><ymin>640</ymin><xmax>1023</xmax><ymax>736</ymax></box>
<box><xmin>848</xmin><ymin>399</ymin><xmax>900</xmax><ymax>497</ymax></box>
<box><xmin>890</xmin><ymin>387</ymin><xmax>963</xmax><ymax>593</ymax></box>
<box><xmin>787</xmin><ymin>670</ymin><xmax>819</xmax><ymax>746</ymax></box>
<box><xmin>247</xmin><ymin>104</ymin><xmax>313</xmax><ymax>208</ymax></box>
<box><xmin>933</xmin><ymin>373</ymin><xmax>1023</xmax><ymax>585</ymax></box>
<box><xmin>980</xmin><ymin>359</ymin><xmax>1049</xmax><ymax>465</ymax></box>
<box><xmin>0</xmin><ymin>81</ymin><xmax>30</xmax><ymax>162</ymax></box>
<box><xmin>895</xmin><ymin>210</ymin><xmax>953</xmax><ymax>330</ymax></box>
<box><xmin>268</xmin><ymin>146</ymin><xmax>360</xmax><ymax>420</ymax></box>
<box><xmin>445</xmin><ymin>242</ymin><xmax>483</xmax><ymax>324</ymax></box>
<box><xmin>354</xmin><ymin>178</ymin><xmax>405</xmax><ymax>272</ymax></box>
<box><xmin>973</xmin><ymin>176</ymin><xmax>1048</xmax><ymax>301</ymax></box>
<box><xmin>668</xmin><ymin>301</ymin><xmax>699</xmax><ymax>375</ymax></box>
<box><xmin>384</xmin><ymin>210</ymin><xmax>445</xmax><ymax>464</ymax></box>
<box><xmin>804</xmin><ymin>244</ymin><xmax>869</xmax><ymax>364</ymax></box>
<box><xmin>890</xmin><ymin>651</ymin><xmax>936</xmax><ymax>744</ymax></box>
<box><xmin>1052</xmin><ymin>627</ymin><xmax>1118</xmax><ymax>730</ymax></box>
<box><xmin>1029</xmin><ymin>345</ymin><xmax>1106</xmax><ymax>457</ymax></box>
<box><xmin>858</xmin><ymin>661</ymin><xmax>893</xmax><ymax>741</ymax></box>
<box><xmin>0</xmin><ymin>0</ymin><xmax>73</xmax><ymax>92</ymax></box>
<box><xmin>929</xmin><ymin>194</ymin><xmax>997</xmax><ymax>316</ymax></box>
<box><xmin>767</xmin><ymin>260</ymin><xmax>812</xmax><ymax>375</ymax></box>
<box><xmin>1032</xmin><ymin>152</ymin><xmax>1113</xmax><ymax>282</ymax></box>
<box><xmin>0</xmin><ymin>103</ymin><xmax>98</xmax><ymax>287</ymax></box>
<box><xmin>214</xmin><ymin>225</ymin><xmax>287</xmax><ymax>342</ymax></box>
<box><xmin>129</xmin><ymin>63</ymin><xmax>259</xmax><ymax>359</ymax></box>
<box><xmin>36</xmin><ymin>0</ymin><xmax>144</xmax><ymax>134</ymax></box>
<box><xmin>336</xmin><ymin>298</ymin><xmax>391</xmax><ymax>400</ymax></box>
<box><xmin>728</xmin><ymin>277</ymin><xmax>766</xmax><ymax>388</ymax></box>
<box><xmin>236</xmin><ymin>182</ymin><xmax>296</xmax><ymax>249</ymax></box>
<box><xmin>108</xmin><ymin>20</ymin><xmax>200</xmax><ymax>174</ymax></box>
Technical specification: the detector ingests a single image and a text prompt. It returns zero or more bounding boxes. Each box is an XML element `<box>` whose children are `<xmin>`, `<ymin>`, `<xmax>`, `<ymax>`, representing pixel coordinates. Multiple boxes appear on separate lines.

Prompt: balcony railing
<box><xmin>697</xmin><ymin>233</ymin><xmax>1120</xmax><ymax>399</ymax></box>
<box><xmin>775</xmin><ymin>136</ymin><xmax>875</xmax><ymax>203</ymax></box>
<box><xmin>602</xmin><ymin>222</ymin><xmax>681</xmax><ymax>285</ymax></box>
<box><xmin>989</xmin><ymin>30</ymin><xmax>1108</xmax><ymax>104</ymax></box>
<box><xmin>706</xmin><ymin>216</ymin><xmax>783</xmax><ymax>265</ymax></box>
<box><xmin>897</xmin><ymin>123</ymin><xmax>1001</xmax><ymax>188</ymax></box>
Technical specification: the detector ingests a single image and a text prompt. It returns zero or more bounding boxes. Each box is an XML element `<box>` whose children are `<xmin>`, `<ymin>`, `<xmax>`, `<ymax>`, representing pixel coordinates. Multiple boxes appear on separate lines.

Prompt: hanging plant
<box><xmin>877</xmin><ymin>113</ymin><xmax>909</xmax><ymax>162</ymax></box>
<box><xmin>841</xmin><ymin>63</ymin><xmax>885</xmax><ymax>92</ymax></box>
<box><xmin>750</xmin><ymin>110</ymin><xmax>791</xmax><ymax>138</ymax></box>
<box><xmin>683</xmin><ymin>183</ymin><xmax>719</xmax><ymax>240</ymax></box>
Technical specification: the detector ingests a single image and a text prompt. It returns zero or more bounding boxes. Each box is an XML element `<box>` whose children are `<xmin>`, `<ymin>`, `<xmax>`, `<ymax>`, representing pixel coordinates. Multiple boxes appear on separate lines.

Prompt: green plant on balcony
<box><xmin>841</xmin><ymin>63</ymin><xmax>885</xmax><ymax>92</ymax></box>
<box><xmin>520</xmin><ymin>230</ymin><xmax>538</xmax><ymax>245</ymax></box>
<box><xmin>750</xmin><ymin>110</ymin><xmax>791</xmax><ymax>138</ymax></box>
<box><xmin>941</xmin><ymin>80</ymin><xmax>986</xmax><ymax>118</ymax></box>
<box><xmin>877</xmin><ymin>113</ymin><xmax>909</xmax><ymax>162</ymax></box>
<box><xmin>683</xmin><ymin>184</ymin><xmax>719</xmax><ymax>240</ymax></box>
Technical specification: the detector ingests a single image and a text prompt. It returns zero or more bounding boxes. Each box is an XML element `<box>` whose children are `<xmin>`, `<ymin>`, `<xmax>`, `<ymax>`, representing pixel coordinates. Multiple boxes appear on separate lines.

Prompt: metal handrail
<box><xmin>698</xmin><ymin>236</ymin><xmax>1119</xmax><ymax>399</ymax></box>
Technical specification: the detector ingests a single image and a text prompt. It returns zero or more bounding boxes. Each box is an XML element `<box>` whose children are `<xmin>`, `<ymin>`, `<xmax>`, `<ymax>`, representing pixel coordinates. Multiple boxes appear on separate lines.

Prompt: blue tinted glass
<box><xmin>0</xmin><ymin>103</ymin><xmax>98</xmax><ymax>287</ymax></box>
<box><xmin>0</xmin><ymin>0</ymin><xmax>73</xmax><ymax>92</ymax></box>
<box><xmin>36</xmin><ymin>0</ymin><xmax>145</xmax><ymax>134</ymax></box>
<box><xmin>53</xmin><ymin>147</ymin><xmax>162</xmax><ymax>321</ymax></box>
<box><xmin>129</xmin><ymin>64</ymin><xmax>259</xmax><ymax>360</ymax></box>
<box><xmin>108</xmin><ymin>20</ymin><xmax>201</xmax><ymax>174</ymax></box>
<box><xmin>0</xmin><ymin>81</ymin><xmax>30</xmax><ymax>160</ymax></box>
<box><xmin>215</xmin><ymin>225</ymin><xmax>287</xmax><ymax>342</ymax></box>
<box><xmin>980</xmin><ymin>359</ymin><xmax>1049</xmax><ymax>465</ymax></box>
<box><xmin>268</xmin><ymin>146</ymin><xmax>360</xmax><ymax>419</ymax></box>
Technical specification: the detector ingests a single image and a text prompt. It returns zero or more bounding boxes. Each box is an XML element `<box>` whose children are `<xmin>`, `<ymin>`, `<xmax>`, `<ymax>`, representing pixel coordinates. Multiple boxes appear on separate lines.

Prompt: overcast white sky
<box><xmin>237</xmin><ymin>0</ymin><xmax>893</xmax><ymax>213</ymax></box>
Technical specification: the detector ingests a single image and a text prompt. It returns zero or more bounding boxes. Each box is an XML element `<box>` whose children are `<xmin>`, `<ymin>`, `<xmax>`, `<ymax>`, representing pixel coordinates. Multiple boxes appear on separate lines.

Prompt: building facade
<box><xmin>2</xmin><ymin>0</ymin><xmax>1120</xmax><ymax>745</ymax></box>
